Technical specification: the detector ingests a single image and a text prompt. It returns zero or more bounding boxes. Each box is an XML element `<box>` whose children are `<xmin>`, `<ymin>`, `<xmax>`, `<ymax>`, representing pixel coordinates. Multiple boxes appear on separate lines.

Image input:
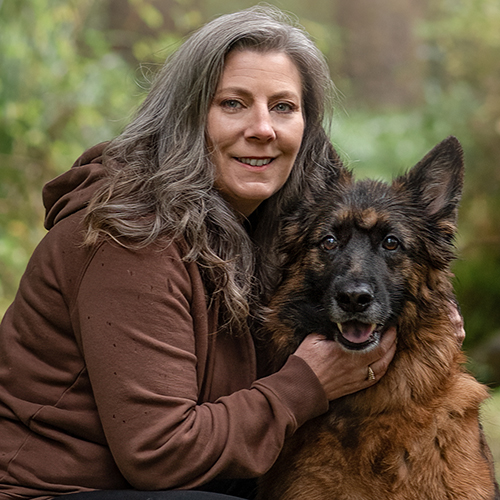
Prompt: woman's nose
<box><xmin>244</xmin><ymin>105</ymin><xmax>276</xmax><ymax>141</ymax></box>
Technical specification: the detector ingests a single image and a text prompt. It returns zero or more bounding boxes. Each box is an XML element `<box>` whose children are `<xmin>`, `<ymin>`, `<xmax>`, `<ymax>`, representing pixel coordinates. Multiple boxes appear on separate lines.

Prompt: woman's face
<box><xmin>207</xmin><ymin>50</ymin><xmax>305</xmax><ymax>216</ymax></box>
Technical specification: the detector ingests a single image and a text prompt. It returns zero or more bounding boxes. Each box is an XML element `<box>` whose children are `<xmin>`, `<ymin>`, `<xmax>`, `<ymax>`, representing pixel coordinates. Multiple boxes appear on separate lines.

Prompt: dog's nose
<box><xmin>336</xmin><ymin>286</ymin><xmax>374</xmax><ymax>313</ymax></box>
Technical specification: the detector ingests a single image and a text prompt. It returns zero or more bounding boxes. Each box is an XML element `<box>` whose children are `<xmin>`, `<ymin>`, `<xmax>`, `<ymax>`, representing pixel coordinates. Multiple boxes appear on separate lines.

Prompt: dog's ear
<box><xmin>397</xmin><ymin>136</ymin><xmax>464</xmax><ymax>224</ymax></box>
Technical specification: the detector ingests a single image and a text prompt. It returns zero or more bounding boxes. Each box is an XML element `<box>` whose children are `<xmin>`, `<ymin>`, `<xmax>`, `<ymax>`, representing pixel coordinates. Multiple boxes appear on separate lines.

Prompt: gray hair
<box><xmin>85</xmin><ymin>5</ymin><xmax>337</xmax><ymax>335</ymax></box>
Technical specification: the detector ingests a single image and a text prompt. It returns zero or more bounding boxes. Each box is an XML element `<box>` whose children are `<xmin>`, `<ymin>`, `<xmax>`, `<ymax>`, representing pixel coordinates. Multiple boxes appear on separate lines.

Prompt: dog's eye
<box><xmin>321</xmin><ymin>235</ymin><xmax>338</xmax><ymax>251</ymax></box>
<box><xmin>382</xmin><ymin>236</ymin><xmax>400</xmax><ymax>251</ymax></box>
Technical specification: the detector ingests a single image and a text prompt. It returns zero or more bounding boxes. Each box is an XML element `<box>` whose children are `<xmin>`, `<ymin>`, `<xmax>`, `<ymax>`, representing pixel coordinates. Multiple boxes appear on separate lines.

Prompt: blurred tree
<box><xmin>333</xmin><ymin>0</ymin><xmax>426</xmax><ymax>108</ymax></box>
<box><xmin>106</xmin><ymin>0</ymin><xmax>204</xmax><ymax>64</ymax></box>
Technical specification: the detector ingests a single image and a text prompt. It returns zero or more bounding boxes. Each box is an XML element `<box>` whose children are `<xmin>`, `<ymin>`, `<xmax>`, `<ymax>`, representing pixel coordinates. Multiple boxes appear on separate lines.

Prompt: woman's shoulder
<box><xmin>80</xmin><ymin>235</ymin><xmax>204</xmax><ymax>302</ymax></box>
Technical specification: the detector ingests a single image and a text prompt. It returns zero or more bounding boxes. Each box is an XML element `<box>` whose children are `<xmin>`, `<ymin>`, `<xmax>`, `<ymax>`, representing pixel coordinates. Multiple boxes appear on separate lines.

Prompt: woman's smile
<box><xmin>236</xmin><ymin>157</ymin><xmax>274</xmax><ymax>167</ymax></box>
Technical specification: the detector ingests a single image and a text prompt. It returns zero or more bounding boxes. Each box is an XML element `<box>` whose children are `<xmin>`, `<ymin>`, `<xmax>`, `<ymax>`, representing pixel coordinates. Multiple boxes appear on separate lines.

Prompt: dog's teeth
<box><xmin>337</xmin><ymin>323</ymin><xmax>344</xmax><ymax>334</ymax></box>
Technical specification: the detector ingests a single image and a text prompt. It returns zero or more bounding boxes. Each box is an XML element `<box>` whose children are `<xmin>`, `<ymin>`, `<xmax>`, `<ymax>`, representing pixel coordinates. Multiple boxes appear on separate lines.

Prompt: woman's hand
<box><xmin>293</xmin><ymin>327</ymin><xmax>397</xmax><ymax>401</ymax></box>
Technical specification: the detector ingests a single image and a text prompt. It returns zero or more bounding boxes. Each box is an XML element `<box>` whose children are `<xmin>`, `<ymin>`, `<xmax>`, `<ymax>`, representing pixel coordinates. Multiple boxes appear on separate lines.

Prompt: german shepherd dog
<box><xmin>259</xmin><ymin>137</ymin><xmax>499</xmax><ymax>499</ymax></box>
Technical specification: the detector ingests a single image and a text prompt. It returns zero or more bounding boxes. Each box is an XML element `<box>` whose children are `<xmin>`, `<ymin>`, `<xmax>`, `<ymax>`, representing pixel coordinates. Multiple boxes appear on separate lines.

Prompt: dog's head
<box><xmin>273</xmin><ymin>136</ymin><xmax>464</xmax><ymax>352</ymax></box>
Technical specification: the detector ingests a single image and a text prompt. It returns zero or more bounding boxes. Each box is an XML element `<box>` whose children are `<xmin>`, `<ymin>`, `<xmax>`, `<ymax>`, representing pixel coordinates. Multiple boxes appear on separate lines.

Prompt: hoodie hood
<box><xmin>43</xmin><ymin>142</ymin><xmax>109</xmax><ymax>230</ymax></box>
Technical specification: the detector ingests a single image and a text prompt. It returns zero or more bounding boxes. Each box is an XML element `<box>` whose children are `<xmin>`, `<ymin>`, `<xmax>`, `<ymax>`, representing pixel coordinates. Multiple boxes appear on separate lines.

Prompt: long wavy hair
<box><xmin>84</xmin><ymin>5</ymin><xmax>337</xmax><ymax>335</ymax></box>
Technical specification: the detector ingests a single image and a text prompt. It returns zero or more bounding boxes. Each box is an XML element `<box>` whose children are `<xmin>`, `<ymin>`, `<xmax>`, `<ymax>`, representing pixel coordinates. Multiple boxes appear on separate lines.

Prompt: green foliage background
<box><xmin>0</xmin><ymin>1</ymin><xmax>140</xmax><ymax>309</ymax></box>
<box><xmin>1</xmin><ymin>0</ymin><xmax>499</xmax><ymax>474</ymax></box>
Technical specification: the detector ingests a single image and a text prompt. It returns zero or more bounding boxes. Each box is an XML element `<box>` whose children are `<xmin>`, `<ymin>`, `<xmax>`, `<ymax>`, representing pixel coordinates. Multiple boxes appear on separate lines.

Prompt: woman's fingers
<box><xmin>294</xmin><ymin>327</ymin><xmax>398</xmax><ymax>400</ymax></box>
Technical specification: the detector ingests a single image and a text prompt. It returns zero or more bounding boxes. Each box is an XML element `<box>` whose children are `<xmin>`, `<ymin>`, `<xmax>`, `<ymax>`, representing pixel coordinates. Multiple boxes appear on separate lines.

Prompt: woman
<box><xmin>0</xmin><ymin>6</ymin><xmax>400</xmax><ymax>499</ymax></box>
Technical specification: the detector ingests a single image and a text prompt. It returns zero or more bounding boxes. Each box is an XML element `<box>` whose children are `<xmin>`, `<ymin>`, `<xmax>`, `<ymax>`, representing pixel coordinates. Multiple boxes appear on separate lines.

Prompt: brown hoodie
<box><xmin>0</xmin><ymin>145</ymin><xmax>328</xmax><ymax>499</ymax></box>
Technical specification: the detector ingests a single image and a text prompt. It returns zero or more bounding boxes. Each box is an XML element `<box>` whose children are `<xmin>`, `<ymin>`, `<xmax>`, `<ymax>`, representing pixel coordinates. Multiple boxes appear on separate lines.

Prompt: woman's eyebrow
<box><xmin>214</xmin><ymin>86</ymin><xmax>301</xmax><ymax>101</ymax></box>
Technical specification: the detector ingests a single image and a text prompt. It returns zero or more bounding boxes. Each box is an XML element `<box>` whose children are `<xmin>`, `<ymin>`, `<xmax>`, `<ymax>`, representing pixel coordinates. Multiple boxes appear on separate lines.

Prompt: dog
<box><xmin>259</xmin><ymin>137</ymin><xmax>499</xmax><ymax>499</ymax></box>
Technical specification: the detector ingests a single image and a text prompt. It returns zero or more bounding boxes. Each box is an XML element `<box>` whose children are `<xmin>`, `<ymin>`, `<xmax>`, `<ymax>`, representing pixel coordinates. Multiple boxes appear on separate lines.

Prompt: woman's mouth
<box><xmin>236</xmin><ymin>157</ymin><xmax>274</xmax><ymax>167</ymax></box>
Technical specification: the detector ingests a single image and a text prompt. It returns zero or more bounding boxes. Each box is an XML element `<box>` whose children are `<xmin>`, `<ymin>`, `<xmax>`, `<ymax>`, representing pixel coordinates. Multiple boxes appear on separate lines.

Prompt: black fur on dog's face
<box><xmin>272</xmin><ymin>136</ymin><xmax>464</xmax><ymax>352</ymax></box>
<box><xmin>310</xmin><ymin>191</ymin><xmax>407</xmax><ymax>351</ymax></box>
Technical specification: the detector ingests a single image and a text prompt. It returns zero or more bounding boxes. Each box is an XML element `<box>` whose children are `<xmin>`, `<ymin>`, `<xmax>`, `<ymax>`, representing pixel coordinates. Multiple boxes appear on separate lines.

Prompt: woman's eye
<box><xmin>273</xmin><ymin>102</ymin><xmax>293</xmax><ymax>113</ymax></box>
<box><xmin>321</xmin><ymin>235</ymin><xmax>338</xmax><ymax>251</ymax></box>
<box><xmin>221</xmin><ymin>99</ymin><xmax>242</xmax><ymax>110</ymax></box>
<box><xmin>382</xmin><ymin>236</ymin><xmax>400</xmax><ymax>251</ymax></box>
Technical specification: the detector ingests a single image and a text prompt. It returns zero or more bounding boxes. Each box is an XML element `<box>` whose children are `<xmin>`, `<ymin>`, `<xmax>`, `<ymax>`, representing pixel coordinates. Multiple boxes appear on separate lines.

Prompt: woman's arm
<box><xmin>75</xmin><ymin>240</ymin><xmax>328</xmax><ymax>490</ymax></box>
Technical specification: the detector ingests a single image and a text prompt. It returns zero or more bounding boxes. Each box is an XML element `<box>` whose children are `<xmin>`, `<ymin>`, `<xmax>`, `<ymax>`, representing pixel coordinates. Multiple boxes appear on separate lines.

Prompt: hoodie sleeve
<box><xmin>74</xmin><ymin>238</ymin><xmax>328</xmax><ymax>490</ymax></box>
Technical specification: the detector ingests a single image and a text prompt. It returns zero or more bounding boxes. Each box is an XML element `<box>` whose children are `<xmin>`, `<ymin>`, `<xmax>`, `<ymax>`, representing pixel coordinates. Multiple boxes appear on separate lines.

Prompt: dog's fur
<box><xmin>259</xmin><ymin>137</ymin><xmax>499</xmax><ymax>499</ymax></box>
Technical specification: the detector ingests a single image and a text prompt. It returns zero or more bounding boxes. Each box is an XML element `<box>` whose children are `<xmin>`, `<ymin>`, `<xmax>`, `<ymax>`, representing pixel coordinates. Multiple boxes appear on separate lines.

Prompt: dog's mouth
<box><xmin>336</xmin><ymin>320</ymin><xmax>380</xmax><ymax>350</ymax></box>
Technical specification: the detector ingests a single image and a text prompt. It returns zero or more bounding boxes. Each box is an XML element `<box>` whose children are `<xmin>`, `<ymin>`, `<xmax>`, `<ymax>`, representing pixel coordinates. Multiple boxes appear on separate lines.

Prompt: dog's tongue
<box><xmin>338</xmin><ymin>321</ymin><xmax>376</xmax><ymax>344</ymax></box>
